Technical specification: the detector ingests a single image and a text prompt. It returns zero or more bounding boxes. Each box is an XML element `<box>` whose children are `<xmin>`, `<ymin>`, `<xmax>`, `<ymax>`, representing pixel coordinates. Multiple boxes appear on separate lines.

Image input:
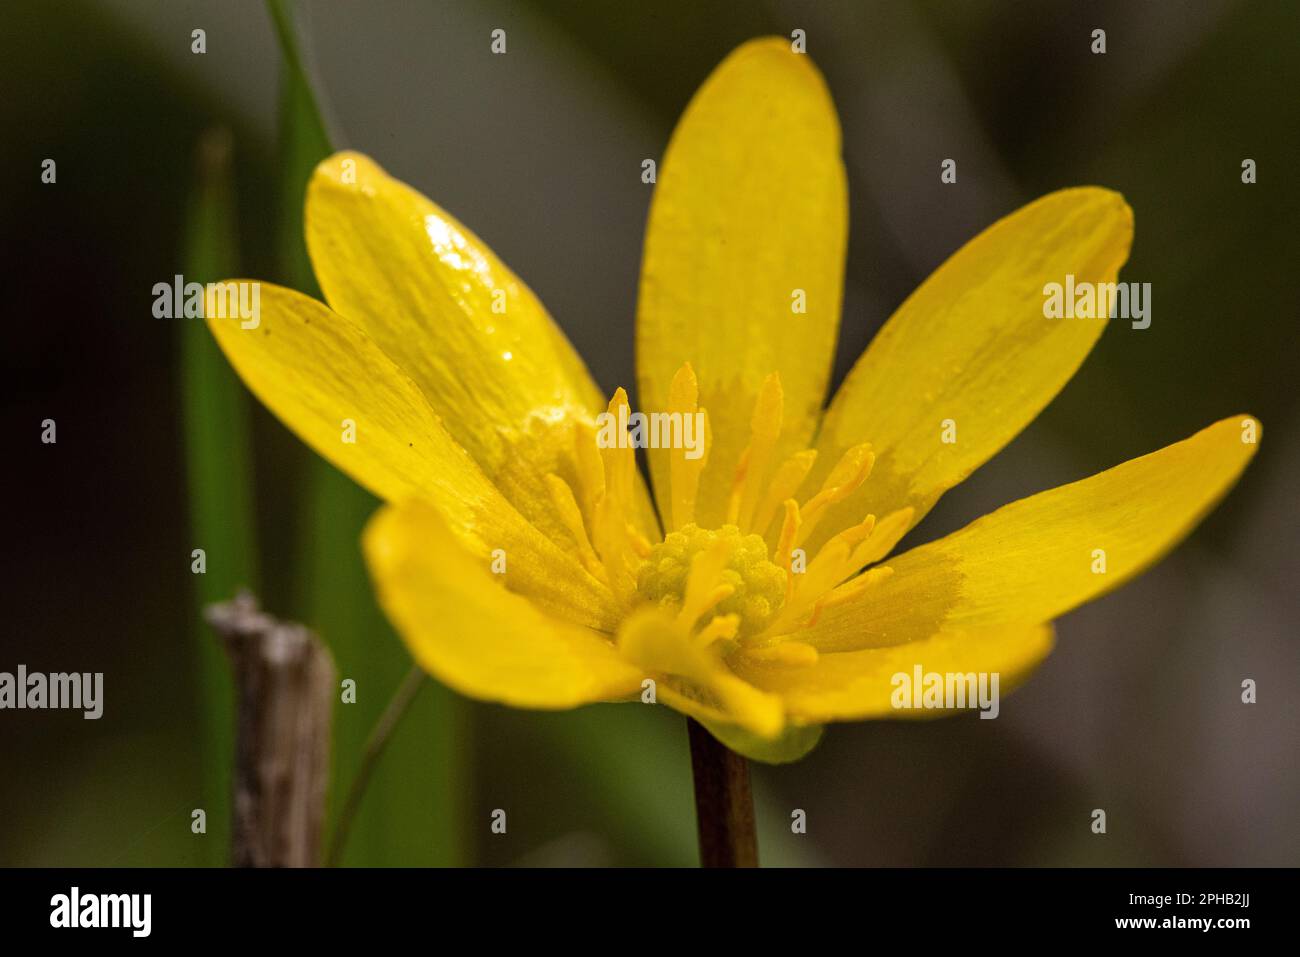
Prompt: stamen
<box><xmin>766</xmin><ymin>506</ymin><xmax>891</xmax><ymax>636</ymax></box>
<box><xmin>677</xmin><ymin>538</ymin><xmax>735</xmax><ymax>629</ymax></box>
<box><xmin>847</xmin><ymin>506</ymin><xmax>914</xmax><ymax>572</ymax></box>
<box><xmin>802</xmin><ymin>565</ymin><xmax>894</xmax><ymax>628</ymax></box>
<box><xmin>666</xmin><ymin>363</ymin><xmax>709</xmax><ymax>531</ymax></box>
<box><xmin>725</xmin><ymin>447</ymin><xmax>750</xmax><ymax>526</ymax></box>
<box><xmin>818</xmin><ymin>565</ymin><xmax>894</xmax><ymax>612</ymax></box>
<box><xmin>622</xmin><ymin>365</ymin><xmax>904</xmax><ymax>672</ymax></box>
<box><xmin>617</xmin><ymin>609</ymin><xmax>784</xmax><ymax>737</ymax></box>
<box><xmin>823</xmin><ymin>513</ymin><xmax>877</xmax><ymax>554</ymax></box>
<box><xmin>795</xmin><ymin>443</ymin><xmax>875</xmax><ymax>547</ymax></box>
<box><xmin>768</xmin><ymin>539</ymin><xmax>853</xmax><ymax>633</ymax></box>
<box><xmin>752</xmin><ymin>449</ymin><xmax>817</xmax><ymax>539</ymax></box>
<box><xmin>594</xmin><ymin>389</ymin><xmax>639</xmax><ymax>603</ymax></box>
<box><xmin>626</xmin><ymin>523</ymin><xmax>654</xmax><ymax>559</ymax></box>
<box><xmin>726</xmin><ymin>373</ymin><xmax>784</xmax><ymax>531</ymax></box>
<box><xmin>572</xmin><ymin>419</ymin><xmax>605</xmax><ymax>518</ymax></box>
<box><xmin>543</xmin><ymin>473</ymin><xmax>606</xmax><ymax>580</ymax></box>
<box><xmin>774</xmin><ymin>499</ymin><xmax>801</xmax><ymax>604</ymax></box>
<box><xmin>696</xmin><ymin>613</ymin><xmax>740</xmax><ymax>648</ymax></box>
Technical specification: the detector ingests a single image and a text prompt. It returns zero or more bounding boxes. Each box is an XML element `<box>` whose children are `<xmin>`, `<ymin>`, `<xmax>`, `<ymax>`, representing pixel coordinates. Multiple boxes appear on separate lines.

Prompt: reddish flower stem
<box><xmin>687</xmin><ymin>719</ymin><xmax>759</xmax><ymax>867</ymax></box>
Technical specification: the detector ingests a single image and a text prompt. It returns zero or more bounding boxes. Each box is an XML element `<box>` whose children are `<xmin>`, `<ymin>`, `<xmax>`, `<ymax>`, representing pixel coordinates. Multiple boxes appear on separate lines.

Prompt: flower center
<box><xmin>541</xmin><ymin>363</ymin><xmax>913</xmax><ymax>648</ymax></box>
<box><xmin>636</xmin><ymin>524</ymin><xmax>785</xmax><ymax>639</ymax></box>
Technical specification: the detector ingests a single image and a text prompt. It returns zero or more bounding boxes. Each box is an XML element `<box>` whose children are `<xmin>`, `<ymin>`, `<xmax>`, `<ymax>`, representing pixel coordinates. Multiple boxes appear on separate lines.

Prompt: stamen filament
<box><xmin>594</xmin><ymin>389</ymin><xmax>640</xmax><ymax>603</ymax></box>
<box><xmin>697</xmin><ymin>614</ymin><xmax>740</xmax><ymax>647</ymax></box>
<box><xmin>572</xmin><ymin>419</ymin><xmax>605</xmax><ymax>518</ymax></box>
<box><xmin>794</xmin><ymin>444</ymin><xmax>875</xmax><ymax>548</ymax></box>
<box><xmin>543</xmin><ymin>473</ymin><xmax>606</xmax><ymax>580</ymax></box>
<box><xmin>774</xmin><ymin>499</ymin><xmax>801</xmax><ymax>605</ymax></box>
<box><xmin>727</xmin><ymin>373</ymin><xmax>784</xmax><ymax>532</ymax></box>
<box><xmin>802</xmin><ymin>565</ymin><xmax>895</xmax><ymax>629</ymax></box>
<box><xmin>752</xmin><ymin>449</ymin><xmax>817</xmax><ymax>540</ymax></box>
<box><xmin>847</xmin><ymin>506</ymin><xmax>914</xmax><ymax>572</ymax></box>
<box><xmin>667</xmin><ymin>363</ymin><xmax>709</xmax><ymax>531</ymax></box>
<box><xmin>677</xmin><ymin>538</ymin><xmax>735</xmax><ymax>629</ymax></box>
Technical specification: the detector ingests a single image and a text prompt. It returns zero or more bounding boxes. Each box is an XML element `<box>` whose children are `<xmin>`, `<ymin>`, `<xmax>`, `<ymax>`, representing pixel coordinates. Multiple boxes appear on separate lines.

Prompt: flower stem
<box><xmin>687</xmin><ymin>719</ymin><xmax>758</xmax><ymax>867</ymax></box>
<box><xmin>326</xmin><ymin>664</ymin><xmax>427</xmax><ymax>867</ymax></box>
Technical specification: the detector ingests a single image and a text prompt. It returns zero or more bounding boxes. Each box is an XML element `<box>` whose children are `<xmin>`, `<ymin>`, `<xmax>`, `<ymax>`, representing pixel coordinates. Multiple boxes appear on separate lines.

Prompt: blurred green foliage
<box><xmin>2</xmin><ymin>0</ymin><xmax>1295</xmax><ymax>867</ymax></box>
<box><xmin>270</xmin><ymin>0</ymin><xmax>466</xmax><ymax>866</ymax></box>
<box><xmin>180</xmin><ymin>126</ymin><xmax>256</xmax><ymax>865</ymax></box>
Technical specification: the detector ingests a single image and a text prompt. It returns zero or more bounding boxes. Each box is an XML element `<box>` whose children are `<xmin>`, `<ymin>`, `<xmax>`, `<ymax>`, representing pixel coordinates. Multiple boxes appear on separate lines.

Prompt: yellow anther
<box><xmin>727</xmin><ymin>373</ymin><xmax>784</xmax><ymax>531</ymax></box>
<box><xmin>543</xmin><ymin>473</ymin><xmax>606</xmax><ymax>580</ymax></box>
<box><xmin>726</xmin><ymin>447</ymin><xmax>751</xmax><ymax>526</ymax></box>
<box><xmin>697</xmin><ymin>613</ymin><xmax>740</xmax><ymax>648</ymax></box>
<box><xmin>667</xmin><ymin>363</ymin><xmax>709</xmax><ymax>531</ymax></box>
<box><xmin>796</xmin><ymin>443</ymin><xmax>875</xmax><ymax>547</ymax></box>
<box><xmin>626</xmin><ymin>523</ymin><xmax>654</xmax><ymax>559</ymax></box>
<box><xmin>612</xmin><ymin>364</ymin><xmax>902</xmax><ymax>657</ymax></box>
<box><xmin>601</xmin><ymin>388</ymin><xmax>636</xmax><ymax>495</ymax></box>
<box><xmin>752</xmin><ymin>449</ymin><xmax>817</xmax><ymax>539</ymax></box>
<box><xmin>799</xmin><ymin>538</ymin><xmax>854</xmax><ymax>598</ymax></box>
<box><xmin>848</xmin><ymin>507</ymin><xmax>914</xmax><ymax>571</ymax></box>
<box><xmin>774</xmin><ymin>499</ymin><xmax>801</xmax><ymax>603</ymax></box>
<box><xmin>593</xmin><ymin>389</ymin><xmax>639</xmax><ymax>603</ymax></box>
<box><xmin>572</xmin><ymin>419</ymin><xmax>605</xmax><ymax>516</ymax></box>
<box><xmin>767</xmin><ymin>538</ymin><xmax>853</xmax><ymax>634</ymax></box>
<box><xmin>677</xmin><ymin>537</ymin><xmax>735</xmax><ymax>629</ymax></box>
<box><xmin>824</xmin><ymin>513</ymin><xmax>877</xmax><ymax>554</ymax></box>
<box><xmin>639</xmin><ymin>524</ymin><xmax>786</xmax><ymax>639</ymax></box>
<box><xmin>810</xmin><ymin>565</ymin><xmax>895</xmax><ymax>620</ymax></box>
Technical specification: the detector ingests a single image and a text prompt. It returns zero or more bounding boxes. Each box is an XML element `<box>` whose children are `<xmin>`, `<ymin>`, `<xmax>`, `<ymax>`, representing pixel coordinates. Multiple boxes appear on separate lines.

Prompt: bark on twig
<box><xmin>206</xmin><ymin>591</ymin><xmax>336</xmax><ymax>867</ymax></box>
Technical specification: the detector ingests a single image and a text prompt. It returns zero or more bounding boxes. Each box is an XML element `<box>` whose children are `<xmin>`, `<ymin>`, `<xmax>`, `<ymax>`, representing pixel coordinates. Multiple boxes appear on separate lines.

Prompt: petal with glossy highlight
<box><xmin>636</xmin><ymin>37</ymin><xmax>848</xmax><ymax>529</ymax></box>
<box><xmin>806</xmin><ymin>188</ymin><xmax>1134</xmax><ymax>553</ymax></box>
<box><xmin>205</xmin><ymin>282</ymin><xmax>618</xmax><ymax>629</ymax></box>
<box><xmin>308</xmin><ymin>151</ymin><xmax>658</xmax><ymax>543</ymax></box>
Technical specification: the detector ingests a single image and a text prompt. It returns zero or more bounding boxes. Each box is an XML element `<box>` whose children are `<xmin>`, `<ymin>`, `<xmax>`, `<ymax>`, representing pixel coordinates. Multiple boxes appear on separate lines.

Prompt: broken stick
<box><xmin>206</xmin><ymin>591</ymin><xmax>336</xmax><ymax>867</ymax></box>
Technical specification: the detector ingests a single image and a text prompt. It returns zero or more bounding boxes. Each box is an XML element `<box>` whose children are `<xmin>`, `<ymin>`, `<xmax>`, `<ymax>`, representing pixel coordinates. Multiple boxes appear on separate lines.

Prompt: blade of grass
<box><xmin>180</xmin><ymin>127</ymin><xmax>259</xmax><ymax>865</ymax></box>
<box><xmin>269</xmin><ymin>0</ymin><xmax>465</xmax><ymax>867</ymax></box>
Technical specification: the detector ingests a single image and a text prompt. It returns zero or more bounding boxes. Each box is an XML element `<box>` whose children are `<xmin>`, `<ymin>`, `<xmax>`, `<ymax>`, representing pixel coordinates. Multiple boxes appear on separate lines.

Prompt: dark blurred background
<box><xmin>2</xmin><ymin>0</ymin><xmax>1297</xmax><ymax>866</ymax></box>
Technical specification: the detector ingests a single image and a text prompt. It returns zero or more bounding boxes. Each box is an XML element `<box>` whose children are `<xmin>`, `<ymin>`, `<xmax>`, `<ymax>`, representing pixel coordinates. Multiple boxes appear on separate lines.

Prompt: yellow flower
<box><xmin>207</xmin><ymin>38</ymin><xmax>1259</xmax><ymax>763</ymax></box>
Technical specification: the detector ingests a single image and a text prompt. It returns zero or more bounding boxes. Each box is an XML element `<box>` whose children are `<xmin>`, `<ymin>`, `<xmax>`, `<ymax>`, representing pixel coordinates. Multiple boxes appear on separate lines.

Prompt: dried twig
<box><xmin>206</xmin><ymin>591</ymin><xmax>336</xmax><ymax>867</ymax></box>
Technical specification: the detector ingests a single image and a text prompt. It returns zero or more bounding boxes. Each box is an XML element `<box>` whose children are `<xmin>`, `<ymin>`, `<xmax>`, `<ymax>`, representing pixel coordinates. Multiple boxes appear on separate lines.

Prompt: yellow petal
<box><xmin>205</xmin><ymin>282</ymin><xmax>618</xmax><ymax>629</ymax></box>
<box><xmin>364</xmin><ymin>501</ymin><xmax>642</xmax><ymax>708</ymax></box>
<box><xmin>736</xmin><ymin>624</ymin><xmax>1054</xmax><ymax>722</ymax></box>
<box><xmin>799</xmin><ymin>415</ymin><xmax>1260</xmax><ymax>652</ymax></box>
<box><xmin>617</xmin><ymin>607</ymin><xmax>786</xmax><ymax>739</ymax></box>
<box><xmin>636</xmin><ymin>37</ymin><xmax>847</xmax><ymax>529</ymax></box>
<box><xmin>806</xmin><ymin>188</ymin><xmax>1134</xmax><ymax>553</ymax></box>
<box><xmin>307</xmin><ymin>151</ymin><xmax>658</xmax><ymax>543</ymax></box>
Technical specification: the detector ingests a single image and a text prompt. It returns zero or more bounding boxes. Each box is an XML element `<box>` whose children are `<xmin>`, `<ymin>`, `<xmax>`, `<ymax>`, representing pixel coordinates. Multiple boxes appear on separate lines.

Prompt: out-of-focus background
<box><xmin>2</xmin><ymin>0</ymin><xmax>1297</xmax><ymax>867</ymax></box>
